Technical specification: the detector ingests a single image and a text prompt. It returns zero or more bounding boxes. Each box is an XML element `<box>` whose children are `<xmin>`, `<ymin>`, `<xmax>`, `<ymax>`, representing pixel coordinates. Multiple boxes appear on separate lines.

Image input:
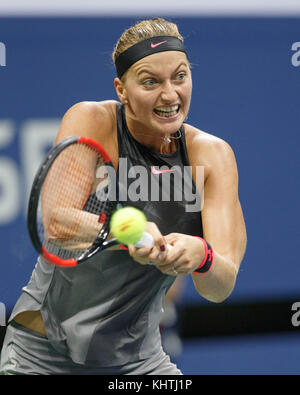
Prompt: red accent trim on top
<box><xmin>42</xmin><ymin>246</ymin><xmax>78</xmax><ymax>267</ymax></box>
<box><xmin>120</xmin><ymin>244</ymin><xmax>128</xmax><ymax>250</ymax></box>
<box><xmin>77</xmin><ymin>136</ymin><xmax>111</xmax><ymax>163</ymax></box>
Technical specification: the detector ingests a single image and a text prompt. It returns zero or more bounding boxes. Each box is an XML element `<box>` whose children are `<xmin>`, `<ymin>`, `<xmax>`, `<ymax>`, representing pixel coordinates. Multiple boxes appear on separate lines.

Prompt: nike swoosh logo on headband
<box><xmin>151</xmin><ymin>166</ymin><xmax>176</xmax><ymax>175</ymax></box>
<box><xmin>150</xmin><ymin>41</ymin><xmax>167</xmax><ymax>48</ymax></box>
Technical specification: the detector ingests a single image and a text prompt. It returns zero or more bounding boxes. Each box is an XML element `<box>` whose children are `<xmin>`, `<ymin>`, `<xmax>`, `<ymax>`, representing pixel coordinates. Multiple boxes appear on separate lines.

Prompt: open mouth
<box><xmin>153</xmin><ymin>105</ymin><xmax>180</xmax><ymax>118</ymax></box>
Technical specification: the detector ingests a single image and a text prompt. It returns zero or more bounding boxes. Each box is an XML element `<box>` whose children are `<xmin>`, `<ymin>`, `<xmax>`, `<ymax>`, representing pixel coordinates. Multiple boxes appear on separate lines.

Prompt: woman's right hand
<box><xmin>127</xmin><ymin>221</ymin><xmax>168</xmax><ymax>266</ymax></box>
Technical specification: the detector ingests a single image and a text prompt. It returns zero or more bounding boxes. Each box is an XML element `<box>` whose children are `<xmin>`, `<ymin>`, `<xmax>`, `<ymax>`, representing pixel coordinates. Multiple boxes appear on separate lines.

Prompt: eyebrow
<box><xmin>135</xmin><ymin>61</ymin><xmax>189</xmax><ymax>78</ymax></box>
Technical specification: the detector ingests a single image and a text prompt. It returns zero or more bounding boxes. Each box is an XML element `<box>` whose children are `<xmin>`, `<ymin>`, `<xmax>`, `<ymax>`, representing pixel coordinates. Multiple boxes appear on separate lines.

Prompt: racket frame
<box><xmin>27</xmin><ymin>136</ymin><xmax>117</xmax><ymax>267</ymax></box>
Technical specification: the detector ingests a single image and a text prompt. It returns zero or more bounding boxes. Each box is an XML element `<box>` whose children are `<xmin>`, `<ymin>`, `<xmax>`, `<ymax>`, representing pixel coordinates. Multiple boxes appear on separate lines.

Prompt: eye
<box><xmin>143</xmin><ymin>79</ymin><xmax>157</xmax><ymax>87</ymax></box>
<box><xmin>176</xmin><ymin>72</ymin><xmax>186</xmax><ymax>81</ymax></box>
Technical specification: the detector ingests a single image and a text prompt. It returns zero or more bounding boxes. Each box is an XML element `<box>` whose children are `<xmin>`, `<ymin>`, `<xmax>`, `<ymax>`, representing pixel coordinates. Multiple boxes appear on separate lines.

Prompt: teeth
<box><xmin>155</xmin><ymin>105</ymin><xmax>179</xmax><ymax>113</ymax></box>
<box><xmin>154</xmin><ymin>105</ymin><xmax>179</xmax><ymax>117</ymax></box>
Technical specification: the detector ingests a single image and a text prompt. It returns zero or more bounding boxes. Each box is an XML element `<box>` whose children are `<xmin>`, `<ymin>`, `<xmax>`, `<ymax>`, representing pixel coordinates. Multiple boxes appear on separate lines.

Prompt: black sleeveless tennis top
<box><xmin>116</xmin><ymin>102</ymin><xmax>203</xmax><ymax>236</ymax></box>
<box><xmin>9</xmin><ymin>102</ymin><xmax>203</xmax><ymax>369</ymax></box>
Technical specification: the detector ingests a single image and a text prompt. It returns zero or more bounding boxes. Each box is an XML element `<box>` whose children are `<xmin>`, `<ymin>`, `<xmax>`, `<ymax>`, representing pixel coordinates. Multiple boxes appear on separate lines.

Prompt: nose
<box><xmin>160</xmin><ymin>80</ymin><xmax>178</xmax><ymax>103</ymax></box>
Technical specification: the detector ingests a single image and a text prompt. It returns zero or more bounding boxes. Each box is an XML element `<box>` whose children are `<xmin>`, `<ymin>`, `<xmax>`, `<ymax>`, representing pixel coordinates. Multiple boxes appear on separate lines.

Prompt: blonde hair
<box><xmin>112</xmin><ymin>18</ymin><xmax>184</xmax><ymax>64</ymax></box>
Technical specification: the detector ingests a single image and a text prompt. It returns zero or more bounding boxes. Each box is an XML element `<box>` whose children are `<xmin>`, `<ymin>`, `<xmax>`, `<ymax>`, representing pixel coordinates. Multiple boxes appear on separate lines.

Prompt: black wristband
<box><xmin>193</xmin><ymin>238</ymin><xmax>214</xmax><ymax>274</ymax></box>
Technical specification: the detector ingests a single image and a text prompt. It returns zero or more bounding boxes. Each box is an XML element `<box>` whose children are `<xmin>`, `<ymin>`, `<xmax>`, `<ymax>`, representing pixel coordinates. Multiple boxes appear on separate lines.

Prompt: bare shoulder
<box><xmin>184</xmin><ymin>124</ymin><xmax>237</xmax><ymax>171</ymax></box>
<box><xmin>55</xmin><ymin>100</ymin><xmax>118</xmax><ymax>143</ymax></box>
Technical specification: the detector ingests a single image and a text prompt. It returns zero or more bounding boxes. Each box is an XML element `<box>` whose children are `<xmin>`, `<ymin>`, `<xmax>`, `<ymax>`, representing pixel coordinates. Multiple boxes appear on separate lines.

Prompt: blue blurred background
<box><xmin>0</xmin><ymin>4</ymin><xmax>300</xmax><ymax>374</ymax></box>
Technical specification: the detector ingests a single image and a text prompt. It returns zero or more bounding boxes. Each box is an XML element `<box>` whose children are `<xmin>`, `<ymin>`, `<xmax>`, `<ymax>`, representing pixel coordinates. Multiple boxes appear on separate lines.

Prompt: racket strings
<box><xmin>38</xmin><ymin>143</ymin><xmax>114</xmax><ymax>260</ymax></box>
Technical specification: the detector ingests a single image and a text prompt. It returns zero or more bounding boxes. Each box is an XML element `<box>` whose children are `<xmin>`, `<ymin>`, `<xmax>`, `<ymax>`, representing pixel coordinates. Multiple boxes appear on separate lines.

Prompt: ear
<box><xmin>114</xmin><ymin>78</ymin><xmax>128</xmax><ymax>105</ymax></box>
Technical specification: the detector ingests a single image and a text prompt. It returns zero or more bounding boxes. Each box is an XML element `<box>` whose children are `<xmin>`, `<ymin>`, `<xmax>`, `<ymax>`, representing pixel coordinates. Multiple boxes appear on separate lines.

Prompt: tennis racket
<box><xmin>27</xmin><ymin>136</ymin><xmax>154</xmax><ymax>267</ymax></box>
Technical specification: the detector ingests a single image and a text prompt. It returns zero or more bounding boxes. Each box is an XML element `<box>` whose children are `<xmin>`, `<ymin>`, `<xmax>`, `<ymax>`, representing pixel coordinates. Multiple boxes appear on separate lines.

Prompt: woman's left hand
<box><xmin>154</xmin><ymin>233</ymin><xmax>205</xmax><ymax>276</ymax></box>
<box><xmin>128</xmin><ymin>230</ymin><xmax>206</xmax><ymax>277</ymax></box>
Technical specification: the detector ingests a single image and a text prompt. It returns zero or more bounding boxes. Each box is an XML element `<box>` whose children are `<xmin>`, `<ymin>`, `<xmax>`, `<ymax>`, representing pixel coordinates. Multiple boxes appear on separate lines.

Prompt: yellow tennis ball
<box><xmin>110</xmin><ymin>207</ymin><xmax>146</xmax><ymax>245</ymax></box>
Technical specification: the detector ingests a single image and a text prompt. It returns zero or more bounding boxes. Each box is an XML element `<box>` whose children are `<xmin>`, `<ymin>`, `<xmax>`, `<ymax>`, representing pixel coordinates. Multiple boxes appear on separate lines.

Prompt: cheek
<box><xmin>183</xmin><ymin>85</ymin><xmax>192</xmax><ymax>106</ymax></box>
<box><xmin>185</xmin><ymin>79</ymin><xmax>193</xmax><ymax>95</ymax></box>
<box><xmin>131</xmin><ymin>93</ymin><xmax>155</xmax><ymax>113</ymax></box>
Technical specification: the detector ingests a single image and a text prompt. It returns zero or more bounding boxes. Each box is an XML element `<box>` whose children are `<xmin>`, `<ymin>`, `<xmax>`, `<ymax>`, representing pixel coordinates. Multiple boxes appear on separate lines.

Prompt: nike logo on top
<box><xmin>151</xmin><ymin>166</ymin><xmax>176</xmax><ymax>175</ymax></box>
<box><xmin>150</xmin><ymin>41</ymin><xmax>167</xmax><ymax>48</ymax></box>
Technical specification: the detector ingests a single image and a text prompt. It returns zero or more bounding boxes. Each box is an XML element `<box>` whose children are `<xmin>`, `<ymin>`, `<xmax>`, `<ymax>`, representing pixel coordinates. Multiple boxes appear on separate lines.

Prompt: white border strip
<box><xmin>1</xmin><ymin>0</ymin><xmax>300</xmax><ymax>16</ymax></box>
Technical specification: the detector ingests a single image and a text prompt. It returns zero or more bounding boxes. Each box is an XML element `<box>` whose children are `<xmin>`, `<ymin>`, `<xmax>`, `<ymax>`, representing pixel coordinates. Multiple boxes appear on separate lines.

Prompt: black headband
<box><xmin>115</xmin><ymin>36</ymin><xmax>187</xmax><ymax>79</ymax></box>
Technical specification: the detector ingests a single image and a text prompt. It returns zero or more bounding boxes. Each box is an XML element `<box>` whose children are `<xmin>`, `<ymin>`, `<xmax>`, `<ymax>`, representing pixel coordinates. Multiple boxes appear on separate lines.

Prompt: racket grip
<box><xmin>134</xmin><ymin>232</ymin><xmax>172</xmax><ymax>250</ymax></box>
<box><xmin>134</xmin><ymin>232</ymin><xmax>154</xmax><ymax>248</ymax></box>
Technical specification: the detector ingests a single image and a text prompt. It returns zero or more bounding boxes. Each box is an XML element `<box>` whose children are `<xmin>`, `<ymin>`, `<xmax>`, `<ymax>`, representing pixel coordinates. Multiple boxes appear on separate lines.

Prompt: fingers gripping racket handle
<box><xmin>134</xmin><ymin>232</ymin><xmax>172</xmax><ymax>250</ymax></box>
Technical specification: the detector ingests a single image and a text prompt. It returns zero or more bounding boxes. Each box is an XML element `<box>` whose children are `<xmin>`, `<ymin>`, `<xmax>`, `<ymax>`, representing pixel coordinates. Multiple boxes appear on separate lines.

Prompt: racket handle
<box><xmin>134</xmin><ymin>232</ymin><xmax>172</xmax><ymax>250</ymax></box>
<box><xmin>134</xmin><ymin>232</ymin><xmax>154</xmax><ymax>248</ymax></box>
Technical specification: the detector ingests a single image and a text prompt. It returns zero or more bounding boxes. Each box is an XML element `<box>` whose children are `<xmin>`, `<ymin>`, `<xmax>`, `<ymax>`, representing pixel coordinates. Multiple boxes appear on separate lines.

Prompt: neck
<box><xmin>127</xmin><ymin>126</ymin><xmax>179</xmax><ymax>154</ymax></box>
<box><xmin>123</xmin><ymin>107</ymin><xmax>181</xmax><ymax>153</ymax></box>
<box><xmin>133</xmin><ymin>131</ymin><xmax>178</xmax><ymax>153</ymax></box>
<box><xmin>159</xmin><ymin>139</ymin><xmax>178</xmax><ymax>154</ymax></box>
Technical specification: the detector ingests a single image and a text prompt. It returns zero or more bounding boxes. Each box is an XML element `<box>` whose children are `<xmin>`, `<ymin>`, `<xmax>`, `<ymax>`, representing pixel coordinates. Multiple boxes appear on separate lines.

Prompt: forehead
<box><xmin>129</xmin><ymin>51</ymin><xmax>189</xmax><ymax>75</ymax></box>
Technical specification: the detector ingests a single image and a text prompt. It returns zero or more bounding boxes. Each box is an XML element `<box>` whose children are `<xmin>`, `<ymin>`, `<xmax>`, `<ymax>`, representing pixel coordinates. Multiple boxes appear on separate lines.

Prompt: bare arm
<box><xmin>190</xmin><ymin>136</ymin><xmax>247</xmax><ymax>302</ymax></box>
<box><xmin>42</xmin><ymin>101</ymin><xmax>118</xmax><ymax>249</ymax></box>
<box><xmin>135</xmin><ymin>132</ymin><xmax>247</xmax><ymax>303</ymax></box>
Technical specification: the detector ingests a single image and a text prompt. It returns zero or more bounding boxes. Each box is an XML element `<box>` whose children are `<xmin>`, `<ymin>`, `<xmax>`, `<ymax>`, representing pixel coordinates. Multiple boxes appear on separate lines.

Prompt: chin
<box><xmin>153</xmin><ymin>113</ymin><xmax>185</xmax><ymax>133</ymax></box>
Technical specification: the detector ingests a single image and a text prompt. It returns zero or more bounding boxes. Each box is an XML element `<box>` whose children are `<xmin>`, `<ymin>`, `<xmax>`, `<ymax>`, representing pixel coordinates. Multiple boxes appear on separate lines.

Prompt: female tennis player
<box><xmin>0</xmin><ymin>18</ymin><xmax>246</xmax><ymax>375</ymax></box>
